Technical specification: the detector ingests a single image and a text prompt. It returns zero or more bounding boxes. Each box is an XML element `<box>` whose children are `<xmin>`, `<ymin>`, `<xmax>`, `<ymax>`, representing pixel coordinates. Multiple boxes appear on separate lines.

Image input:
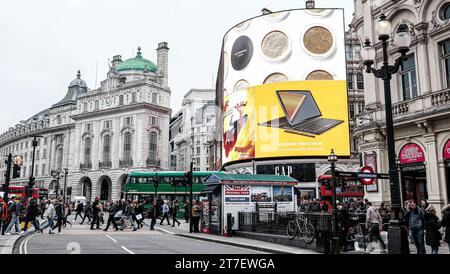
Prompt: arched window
<box><xmin>123</xmin><ymin>133</ymin><xmax>132</xmax><ymax>161</ymax></box>
<box><xmin>131</xmin><ymin>92</ymin><xmax>137</xmax><ymax>103</ymax></box>
<box><xmin>103</xmin><ymin>135</ymin><xmax>111</xmax><ymax>162</ymax></box>
<box><xmin>152</xmin><ymin>93</ymin><xmax>157</xmax><ymax>104</ymax></box>
<box><xmin>149</xmin><ymin>132</ymin><xmax>158</xmax><ymax>163</ymax></box>
<box><xmin>56</xmin><ymin>148</ymin><xmax>63</xmax><ymax>170</ymax></box>
<box><xmin>119</xmin><ymin>95</ymin><xmax>124</xmax><ymax>105</ymax></box>
<box><xmin>84</xmin><ymin>138</ymin><xmax>92</xmax><ymax>164</ymax></box>
<box><xmin>95</xmin><ymin>100</ymin><xmax>99</xmax><ymax>110</ymax></box>
<box><xmin>441</xmin><ymin>3</ymin><xmax>450</xmax><ymax>20</ymax></box>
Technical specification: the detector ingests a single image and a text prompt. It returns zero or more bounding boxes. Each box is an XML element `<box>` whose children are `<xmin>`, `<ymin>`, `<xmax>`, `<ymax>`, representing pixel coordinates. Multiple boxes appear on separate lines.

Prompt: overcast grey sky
<box><xmin>0</xmin><ymin>0</ymin><xmax>354</xmax><ymax>133</ymax></box>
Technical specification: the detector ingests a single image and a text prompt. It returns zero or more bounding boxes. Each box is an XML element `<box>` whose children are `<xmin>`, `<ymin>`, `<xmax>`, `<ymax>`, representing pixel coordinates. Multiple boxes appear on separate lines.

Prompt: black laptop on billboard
<box><xmin>259</xmin><ymin>90</ymin><xmax>344</xmax><ymax>137</ymax></box>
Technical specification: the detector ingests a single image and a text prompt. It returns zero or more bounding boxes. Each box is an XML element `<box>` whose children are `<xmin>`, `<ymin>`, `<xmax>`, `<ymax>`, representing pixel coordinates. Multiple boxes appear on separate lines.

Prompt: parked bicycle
<box><xmin>286</xmin><ymin>213</ymin><xmax>315</xmax><ymax>244</ymax></box>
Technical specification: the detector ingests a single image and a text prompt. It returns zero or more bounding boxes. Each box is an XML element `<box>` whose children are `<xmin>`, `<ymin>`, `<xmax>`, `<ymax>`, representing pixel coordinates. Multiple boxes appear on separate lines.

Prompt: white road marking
<box><xmin>105</xmin><ymin>234</ymin><xmax>117</xmax><ymax>243</ymax></box>
<box><xmin>155</xmin><ymin>226</ymin><xmax>175</xmax><ymax>235</ymax></box>
<box><xmin>20</xmin><ymin>233</ymin><xmax>34</xmax><ymax>254</ymax></box>
<box><xmin>121</xmin><ymin>245</ymin><xmax>135</xmax><ymax>254</ymax></box>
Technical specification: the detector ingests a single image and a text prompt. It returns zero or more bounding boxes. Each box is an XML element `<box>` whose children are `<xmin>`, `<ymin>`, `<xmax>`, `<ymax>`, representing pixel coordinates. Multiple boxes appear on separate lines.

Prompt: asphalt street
<box><xmin>18</xmin><ymin>217</ymin><xmax>265</xmax><ymax>254</ymax></box>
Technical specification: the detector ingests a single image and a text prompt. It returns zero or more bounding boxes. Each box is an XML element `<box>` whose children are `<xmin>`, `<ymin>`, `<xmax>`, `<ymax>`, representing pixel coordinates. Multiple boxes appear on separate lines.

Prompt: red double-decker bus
<box><xmin>5</xmin><ymin>186</ymin><xmax>48</xmax><ymax>202</ymax></box>
<box><xmin>318</xmin><ymin>175</ymin><xmax>364</xmax><ymax>203</ymax></box>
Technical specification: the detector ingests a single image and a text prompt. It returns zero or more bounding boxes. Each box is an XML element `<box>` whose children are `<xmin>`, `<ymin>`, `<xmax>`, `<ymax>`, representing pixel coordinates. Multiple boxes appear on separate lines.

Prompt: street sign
<box><xmin>359</xmin><ymin>166</ymin><xmax>375</xmax><ymax>185</ymax></box>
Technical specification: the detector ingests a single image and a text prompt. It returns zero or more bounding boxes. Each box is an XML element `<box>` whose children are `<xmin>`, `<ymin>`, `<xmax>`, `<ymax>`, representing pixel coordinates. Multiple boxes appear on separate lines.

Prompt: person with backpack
<box><xmin>5</xmin><ymin>196</ymin><xmax>23</xmax><ymax>235</ymax></box>
<box><xmin>404</xmin><ymin>200</ymin><xmax>426</xmax><ymax>254</ymax></box>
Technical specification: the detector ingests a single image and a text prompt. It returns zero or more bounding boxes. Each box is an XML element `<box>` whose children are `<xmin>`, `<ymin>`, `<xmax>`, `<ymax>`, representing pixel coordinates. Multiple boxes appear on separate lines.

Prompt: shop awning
<box><xmin>201</xmin><ymin>184</ymin><xmax>221</xmax><ymax>195</ymax></box>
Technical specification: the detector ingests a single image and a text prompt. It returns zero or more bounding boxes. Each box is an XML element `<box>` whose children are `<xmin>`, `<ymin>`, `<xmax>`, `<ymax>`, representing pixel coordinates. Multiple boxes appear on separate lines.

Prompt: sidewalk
<box><xmin>143</xmin><ymin>219</ymin><xmax>318</xmax><ymax>254</ymax></box>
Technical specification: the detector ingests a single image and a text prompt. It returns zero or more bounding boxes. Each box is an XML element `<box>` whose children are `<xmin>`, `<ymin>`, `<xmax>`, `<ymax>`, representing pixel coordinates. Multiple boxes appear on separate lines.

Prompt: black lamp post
<box><xmin>361</xmin><ymin>14</ymin><xmax>411</xmax><ymax>254</ymax></box>
<box><xmin>327</xmin><ymin>149</ymin><xmax>339</xmax><ymax>254</ymax></box>
<box><xmin>28</xmin><ymin>135</ymin><xmax>43</xmax><ymax>198</ymax></box>
<box><xmin>62</xmin><ymin>168</ymin><xmax>68</xmax><ymax>204</ymax></box>
<box><xmin>51</xmin><ymin>168</ymin><xmax>64</xmax><ymax>198</ymax></box>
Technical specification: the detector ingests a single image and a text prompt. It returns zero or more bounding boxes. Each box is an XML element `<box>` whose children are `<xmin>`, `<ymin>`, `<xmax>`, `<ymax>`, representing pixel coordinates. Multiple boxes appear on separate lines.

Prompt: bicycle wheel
<box><xmin>302</xmin><ymin>222</ymin><xmax>315</xmax><ymax>244</ymax></box>
<box><xmin>286</xmin><ymin>220</ymin><xmax>298</xmax><ymax>239</ymax></box>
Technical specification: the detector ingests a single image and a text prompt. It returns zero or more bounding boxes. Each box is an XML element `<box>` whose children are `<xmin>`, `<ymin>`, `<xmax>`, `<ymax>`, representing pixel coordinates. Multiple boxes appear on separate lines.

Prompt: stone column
<box><xmin>424</xmin><ymin>134</ymin><xmax>445</xmax><ymax>211</ymax></box>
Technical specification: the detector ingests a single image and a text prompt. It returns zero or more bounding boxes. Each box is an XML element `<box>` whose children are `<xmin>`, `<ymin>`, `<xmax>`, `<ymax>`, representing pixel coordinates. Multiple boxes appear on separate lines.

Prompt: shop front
<box><xmin>399</xmin><ymin>143</ymin><xmax>428</xmax><ymax>203</ymax></box>
<box><xmin>201</xmin><ymin>172</ymin><xmax>298</xmax><ymax>236</ymax></box>
<box><xmin>444</xmin><ymin>139</ymin><xmax>450</xmax><ymax>203</ymax></box>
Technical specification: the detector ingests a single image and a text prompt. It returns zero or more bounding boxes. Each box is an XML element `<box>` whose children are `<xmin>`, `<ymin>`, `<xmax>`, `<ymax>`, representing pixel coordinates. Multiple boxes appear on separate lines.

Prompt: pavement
<box><xmin>144</xmin><ymin>219</ymin><xmax>318</xmax><ymax>254</ymax></box>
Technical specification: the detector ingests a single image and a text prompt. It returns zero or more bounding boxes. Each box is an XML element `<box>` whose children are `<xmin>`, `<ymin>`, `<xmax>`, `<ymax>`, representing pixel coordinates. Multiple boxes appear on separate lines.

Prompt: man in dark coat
<box><xmin>103</xmin><ymin>200</ymin><xmax>118</xmax><ymax>232</ymax></box>
<box><xmin>404</xmin><ymin>200</ymin><xmax>426</xmax><ymax>254</ymax></box>
<box><xmin>52</xmin><ymin>198</ymin><xmax>64</xmax><ymax>234</ymax></box>
<box><xmin>90</xmin><ymin>197</ymin><xmax>100</xmax><ymax>230</ymax></box>
<box><xmin>80</xmin><ymin>201</ymin><xmax>92</xmax><ymax>225</ymax></box>
<box><xmin>424</xmin><ymin>205</ymin><xmax>441</xmax><ymax>254</ymax></box>
<box><xmin>23</xmin><ymin>198</ymin><xmax>41</xmax><ymax>232</ymax></box>
<box><xmin>441</xmin><ymin>204</ymin><xmax>450</xmax><ymax>252</ymax></box>
<box><xmin>149</xmin><ymin>199</ymin><xmax>157</xmax><ymax>230</ymax></box>
<box><xmin>74</xmin><ymin>201</ymin><xmax>84</xmax><ymax>221</ymax></box>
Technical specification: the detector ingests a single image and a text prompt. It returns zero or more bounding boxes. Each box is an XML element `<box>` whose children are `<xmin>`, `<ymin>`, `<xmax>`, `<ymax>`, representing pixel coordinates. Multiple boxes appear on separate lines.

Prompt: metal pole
<box><xmin>189</xmin><ymin>161</ymin><xmax>193</xmax><ymax>233</ymax></box>
<box><xmin>379</xmin><ymin>36</ymin><xmax>405</xmax><ymax>254</ymax></box>
<box><xmin>3</xmin><ymin>154</ymin><xmax>12</xmax><ymax>202</ymax></box>
<box><xmin>63</xmin><ymin>169</ymin><xmax>68</xmax><ymax>205</ymax></box>
<box><xmin>28</xmin><ymin>136</ymin><xmax>38</xmax><ymax>198</ymax></box>
<box><xmin>330</xmin><ymin>160</ymin><xmax>340</xmax><ymax>254</ymax></box>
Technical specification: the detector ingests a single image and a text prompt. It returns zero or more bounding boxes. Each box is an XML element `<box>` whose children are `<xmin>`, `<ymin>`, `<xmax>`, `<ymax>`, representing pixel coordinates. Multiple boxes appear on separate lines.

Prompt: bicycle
<box><xmin>286</xmin><ymin>214</ymin><xmax>315</xmax><ymax>244</ymax></box>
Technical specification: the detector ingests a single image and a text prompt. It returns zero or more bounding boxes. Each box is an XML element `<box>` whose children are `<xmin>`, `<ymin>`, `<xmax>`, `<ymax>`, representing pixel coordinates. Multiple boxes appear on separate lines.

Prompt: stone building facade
<box><xmin>169</xmin><ymin>89</ymin><xmax>216</xmax><ymax>172</ymax></box>
<box><xmin>0</xmin><ymin>43</ymin><xmax>171</xmax><ymax>201</ymax></box>
<box><xmin>350</xmin><ymin>0</ymin><xmax>450</xmax><ymax>212</ymax></box>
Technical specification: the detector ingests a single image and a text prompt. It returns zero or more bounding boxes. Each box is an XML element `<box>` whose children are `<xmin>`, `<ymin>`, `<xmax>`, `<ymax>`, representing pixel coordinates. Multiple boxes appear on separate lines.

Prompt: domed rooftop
<box><xmin>115</xmin><ymin>47</ymin><xmax>157</xmax><ymax>73</ymax></box>
<box><xmin>69</xmin><ymin>70</ymin><xmax>88</xmax><ymax>88</ymax></box>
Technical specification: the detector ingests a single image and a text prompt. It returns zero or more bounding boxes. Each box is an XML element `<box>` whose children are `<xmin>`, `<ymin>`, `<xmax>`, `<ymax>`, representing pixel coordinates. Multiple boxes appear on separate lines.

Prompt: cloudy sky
<box><xmin>0</xmin><ymin>0</ymin><xmax>354</xmax><ymax>133</ymax></box>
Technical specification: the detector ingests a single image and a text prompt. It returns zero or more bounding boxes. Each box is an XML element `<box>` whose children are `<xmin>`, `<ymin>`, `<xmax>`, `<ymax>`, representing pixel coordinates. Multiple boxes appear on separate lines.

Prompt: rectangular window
<box><xmin>103</xmin><ymin>120</ymin><xmax>112</xmax><ymax>129</ymax></box>
<box><xmin>35</xmin><ymin>165</ymin><xmax>39</xmax><ymax>177</ymax></box>
<box><xmin>20</xmin><ymin>143</ymin><xmax>23</xmax><ymax>150</ymax></box>
<box><xmin>85</xmin><ymin>123</ymin><xmax>92</xmax><ymax>132</ymax></box>
<box><xmin>346</xmin><ymin>45</ymin><xmax>353</xmax><ymax>59</ymax></box>
<box><xmin>43</xmin><ymin>149</ymin><xmax>47</xmax><ymax>159</ymax></box>
<box><xmin>124</xmin><ymin>117</ymin><xmax>133</xmax><ymax>126</ymax></box>
<box><xmin>42</xmin><ymin>164</ymin><xmax>46</xmax><ymax>176</ymax></box>
<box><xmin>151</xmin><ymin>116</ymin><xmax>159</xmax><ymax>126</ymax></box>
<box><xmin>357</xmin><ymin>73</ymin><xmax>364</xmax><ymax>89</ymax></box>
<box><xmin>36</xmin><ymin>150</ymin><xmax>40</xmax><ymax>160</ymax></box>
<box><xmin>196</xmin><ymin>147</ymin><xmax>200</xmax><ymax>154</ymax></box>
<box><xmin>442</xmin><ymin>40</ymin><xmax>450</xmax><ymax>88</ymax></box>
<box><xmin>349</xmin><ymin>103</ymin><xmax>355</xmax><ymax>118</ymax></box>
<box><xmin>44</xmin><ymin>137</ymin><xmax>48</xmax><ymax>145</ymax></box>
<box><xmin>22</xmin><ymin>166</ymin><xmax>26</xmax><ymax>178</ymax></box>
<box><xmin>354</xmin><ymin>45</ymin><xmax>361</xmax><ymax>59</ymax></box>
<box><xmin>347</xmin><ymin>74</ymin><xmax>353</xmax><ymax>89</ymax></box>
<box><xmin>400</xmin><ymin>54</ymin><xmax>417</xmax><ymax>100</ymax></box>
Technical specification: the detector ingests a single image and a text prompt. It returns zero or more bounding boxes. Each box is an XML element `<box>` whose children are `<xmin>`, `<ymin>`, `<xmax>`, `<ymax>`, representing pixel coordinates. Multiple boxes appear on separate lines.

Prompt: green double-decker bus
<box><xmin>124</xmin><ymin>171</ymin><xmax>217</xmax><ymax>218</ymax></box>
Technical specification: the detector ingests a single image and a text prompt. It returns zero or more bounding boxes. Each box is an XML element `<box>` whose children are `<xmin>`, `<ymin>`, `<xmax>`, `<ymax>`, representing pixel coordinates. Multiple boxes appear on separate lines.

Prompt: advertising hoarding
<box><xmin>216</xmin><ymin>8</ymin><xmax>349</xmax><ymax>167</ymax></box>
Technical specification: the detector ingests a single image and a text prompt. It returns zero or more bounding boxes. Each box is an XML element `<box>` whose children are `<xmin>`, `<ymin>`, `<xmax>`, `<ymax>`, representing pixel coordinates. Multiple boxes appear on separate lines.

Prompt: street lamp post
<box><xmin>361</xmin><ymin>14</ymin><xmax>411</xmax><ymax>254</ymax></box>
<box><xmin>62</xmin><ymin>168</ymin><xmax>68</xmax><ymax>204</ymax></box>
<box><xmin>328</xmin><ymin>149</ymin><xmax>339</xmax><ymax>254</ymax></box>
<box><xmin>28</xmin><ymin>135</ymin><xmax>43</xmax><ymax>198</ymax></box>
<box><xmin>51</xmin><ymin>168</ymin><xmax>63</xmax><ymax>198</ymax></box>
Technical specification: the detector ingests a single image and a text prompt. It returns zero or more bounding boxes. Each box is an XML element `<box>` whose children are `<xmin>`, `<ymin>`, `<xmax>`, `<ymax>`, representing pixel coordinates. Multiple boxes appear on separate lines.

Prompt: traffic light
<box><xmin>28</xmin><ymin>176</ymin><xmax>35</xmax><ymax>188</ymax></box>
<box><xmin>184</xmin><ymin>171</ymin><xmax>192</xmax><ymax>186</ymax></box>
<box><xmin>12</xmin><ymin>164</ymin><xmax>20</xmax><ymax>179</ymax></box>
<box><xmin>153</xmin><ymin>178</ymin><xmax>159</xmax><ymax>188</ymax></box>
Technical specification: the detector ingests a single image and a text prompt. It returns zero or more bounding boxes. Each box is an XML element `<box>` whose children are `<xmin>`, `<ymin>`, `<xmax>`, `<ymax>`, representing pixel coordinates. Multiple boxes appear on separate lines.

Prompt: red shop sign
<box><xmin>399</xmin><ymin>143</ymin><xmax>425</xmax><ymax>165</ymax></box>
<box><xmin>444</xmin><ymin>139</ymin><xmax>450</xmax><ymax>160</ymax></box>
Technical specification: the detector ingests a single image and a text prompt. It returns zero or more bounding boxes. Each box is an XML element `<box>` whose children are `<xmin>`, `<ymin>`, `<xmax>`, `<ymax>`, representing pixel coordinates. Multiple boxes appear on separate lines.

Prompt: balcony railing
<box><xmin>146</xmin><ymin>158</ymin><xmax>160</xmax><ymax>167</ymax></box>
<box><xmin>119</xmin><ymin>159</ymin><xmax>133</xmax><ymax>167</ymax></box>
<box><xmin>79</xmin><ymin>162</ymin><xmax>92</xmax><ymax>170</ymax></box>
<box><xmin>99</xmin><ymin>160</ymin><xmax>112</xmax><ymax>168</ymax></box>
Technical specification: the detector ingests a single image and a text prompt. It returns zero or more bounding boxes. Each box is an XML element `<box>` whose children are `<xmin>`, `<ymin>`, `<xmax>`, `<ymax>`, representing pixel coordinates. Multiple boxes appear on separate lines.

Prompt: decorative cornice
<box><xmin>0</xmin><ymin>124</ymin><xmax>74</xmax><ymax>147</ymax></box>
<box><xmin>70</xmin><ymin>102</ymin><xmax>171</xmax><ymax>121</ymax></box>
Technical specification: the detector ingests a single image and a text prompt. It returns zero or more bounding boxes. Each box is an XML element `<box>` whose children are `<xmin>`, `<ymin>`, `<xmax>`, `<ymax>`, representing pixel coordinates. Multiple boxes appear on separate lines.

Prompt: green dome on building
<box><xmin>115</xmin><ymin>47</ymin><xmax>157</xmax><ymax>73</ymax></box>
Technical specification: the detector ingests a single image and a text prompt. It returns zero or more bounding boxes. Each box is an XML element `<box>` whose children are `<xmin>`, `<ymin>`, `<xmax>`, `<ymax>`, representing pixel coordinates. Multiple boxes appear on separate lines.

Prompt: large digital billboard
<box><xmin>216</xmin><ymin>8</ymin><xmax>349</xmax><ymax>167</ymax></box>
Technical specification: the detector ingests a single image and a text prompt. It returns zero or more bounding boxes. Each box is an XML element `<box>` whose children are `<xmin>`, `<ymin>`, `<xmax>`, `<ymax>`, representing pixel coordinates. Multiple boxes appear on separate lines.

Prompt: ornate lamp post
<box><xmin>327</xmin><ymin>149</ymin><xmax>339</xmax><ymax>254</ymax></box>
<box><xmin>51</xmin><ymin>168</ymin><xmax>63</xmax><ymax>198</ymax></box>
<box><xmin>361</xmin><ymin>14</ymin><xmax>412</xmax><ymax>254</ymax></box>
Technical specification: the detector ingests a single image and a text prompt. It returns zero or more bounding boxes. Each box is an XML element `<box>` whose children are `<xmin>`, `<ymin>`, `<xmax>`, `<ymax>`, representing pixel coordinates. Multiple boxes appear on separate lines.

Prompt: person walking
<box><xmin>39</xmin><ymin>199</ymin><xmax>47</xmax><ymax>219</ymax></box>
<box><xmin>337</xmin><ymin>202</ymin><xmax>350</xmax><ymax>252</ymax></box>
<box><xmin>0</xmin><ymin>197</ymin><xmax>8</xmax><ymax>235</ymax></box>
<box><xmin>424</xmin><ymin>205</ymin><xmax>441</xmax><ymax>254</ymax></box>
<box><xmin>183</xmin><ymin>201</ymin><xmax>190</xmax><ymax>223</ymax></box>
<box><xmin>149</xmin><ymin>199</ymin><xmax>157</xmax><ymax>230</ymax></box>
<box><xmin>191</xmin><ymin>200</ymin><xmax>201</xmax><ymax>233</ymax></box>
<box><xmin>160</xmin><ymin>200</ymin><xmax>171</xmax><ymax>225</ymax></box>
<box><xmin>63</xmin><ymin>203</ymin><xmax>72</xmax><ymax>227</ymax></box>
<box><xmin>23</xmin><ymin>198</ymin><xmax>42</xmax><ymax>233</ymax></box>
<box><xmin>365</xmin><ymin>201</ymin><xmax>387</xmax><ymax>252</ymax></box>
<box><xmin>5</xmin><ymin>197</ymin><xmax>23</xmax><ymax>235</ymax></box>
<box><xmin>123</xmin><ymin>200</ymin><xmax>138</xmax><ymax>231</ymax></box>
<box><xmin>405</xmin><ymin>200</ymin><xmax>426</xmax><ymax>254</ymax></box>
<box><xmin>80</xmin><ymin>201</ymin><xmax>92</xmax><ymax>225</ymax></box>
<box><xmin>99</xmin><ymin>202</ymin><xmax>105</xmax><ymax>225</ymax></box>
<box><xmin>40</xmin><ymin>200</ymin><xmax>56</xmax><ymax>234</ymax></box>
<box><xmin>441</xmin><ymin>204</ymin><xmax>450</xmax><ymax>252</ymax></box>
<box><xmin>172</xmin><ymin>200</ymin><xmax>180</xmax><ymax>227</ymax></box>
<box><xmin>52</xmin><ymin>198</ymin><xmax>64</xmax><ymax>234</ymax></box>
<box><xmin>90</xmin><ymin>197</ymin><xmax>101</xmax><ymax>230</ymax></box>
<box><xmin>135</xmin><ymin>200</ymin><xmax>145</xmax><ymax>229</ymax></box>
<box><xmin>74</xmin><ymin>201</ymin><xmax>83</xmax><ymax>221</ymax></box>
<box><xmin>103</xmin><ymin>200</ymin><xmax>118</xmax><ymax>232</ymax></box>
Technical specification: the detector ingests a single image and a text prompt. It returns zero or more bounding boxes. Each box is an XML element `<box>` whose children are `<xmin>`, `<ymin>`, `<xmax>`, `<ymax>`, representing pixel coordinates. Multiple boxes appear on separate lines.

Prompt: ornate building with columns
<box><xmin>0</xmin><ymin>43</ymin><xmax>171</xmax><ymax>201</ymax></box>
<box><xmin>350</xmin><ymin>0</ymin><xmax>450</xmax><ymax>212</ymax></box>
